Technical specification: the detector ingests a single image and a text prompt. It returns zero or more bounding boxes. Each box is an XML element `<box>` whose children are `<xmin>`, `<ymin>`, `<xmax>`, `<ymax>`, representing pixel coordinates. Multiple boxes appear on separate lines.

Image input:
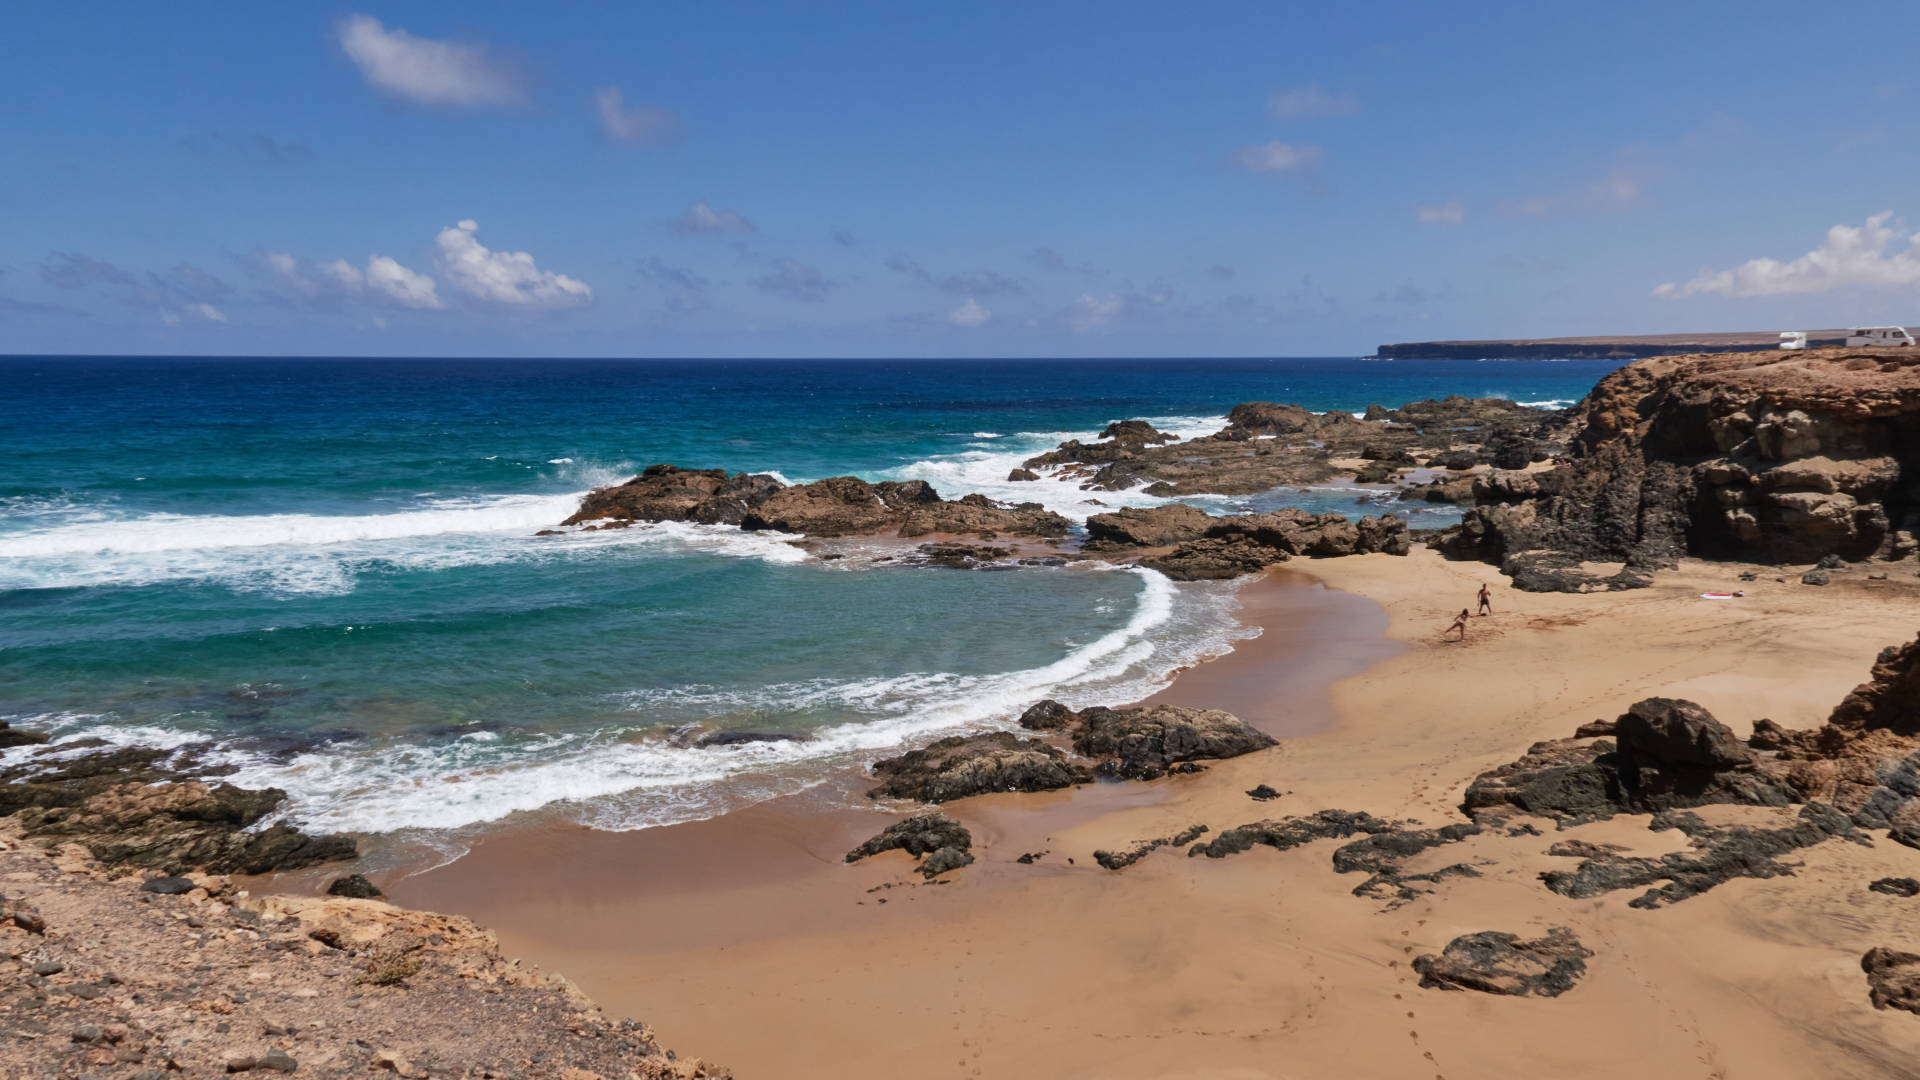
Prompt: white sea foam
<box><xmin>9</xmin><ymin>568</ymin><xmax>1252</xmax><ymax>836</ymax></box>
<box><xmin>0</xmin><ymin>493</ymin><xmax>807</xmax><ymax>594</ymax></box>
<box><xmin>881</xmin><ymin>413</ymin><xmax>1228</xmax><ymax>522</ymax></box>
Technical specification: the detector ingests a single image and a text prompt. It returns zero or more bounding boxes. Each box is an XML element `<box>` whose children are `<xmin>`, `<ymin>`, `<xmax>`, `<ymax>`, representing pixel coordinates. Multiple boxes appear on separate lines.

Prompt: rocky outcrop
<box><xmin>14</xmin><ymin>780</ymin><xmax>357</xmax><ymax>876</ymax></box>
<box><xmin>1864</xmin><ymin>947</ymin><xmax>1920</xmax><ymax>1013</ymax></box>
<box><xmin>1023</xmin><ymin>397</ymin><xmax>1568</xmax><ymax>497</ymax></box>
<box><xmin>844</xmin><ymin>812</ymin><xmax>974</xmax><ymax>878</ymax></box>
<box><xmin>1829</xmin><ymin>634</ymin><xmax>1920</xmax><ymax>736</ymax></box>
<box><xmin>566</xmin><ymin>467</ymin><xmax>1069</xmax><ymax>540</ymax></box>
<box><xmin>1134</xmin><ymin>509</ymin><xmax>1411</xmax><ymax>580</ymax></box>
<box><xmin>1084</xmin><ymin>504</ymin><xmax>1216</xmax><ymax>549</ymax></box>
<box><xmin>1542</xmin><ymin>803</ymin><xmax>1860</xmax><ymax>908</ymax></box>
<box><xmin>0</xmin><ymin>741</ymin><xmax>356</xmax><ymax>875</ymax></box>
<box><xmin>866</xmin><ymin>733</ymin><xmax>1094</xmax><ymax>803</ymax></box>
<box><xmin>1461</xmin><ymin>697</ymin><xmax>1798</xmax><ymax>825</ymax></box>
<box><xmin>1188</xmin><ymin>809</ymin><xmax>1395</xmax><ymax>859</ymax></box>
<box><xmin>1871</xmin><ymin>877</ymin><xmax>1920</xmax><ymax>897</ymax></box>
<box><xmin>1443</xmin><ymin>348</ymin><xmax>1920</xmax><ymax>588</ymax></box>
<box><xmin>563</xmin><ymin>465</ymin><xmax>784</xmax><ymax>527</ymax></box>
<box><xmin>1413</xmin><ymin>928</ymin><xmax>1592</xmax><ymax>997</ymax></box>
<box><xmin>0</xmin><ymin>823</ymin><xmax>724</xmax><ymax>1079</ymax></box>
<box><xmin>1092</xmin><ymin>824</ymin><xmax>1209</xmax><ymax>870</ymax></box>
<box><xmin>1067</xmin><ymin>704</ymin><xmax>1277</xmax><ymax>780</ymax></box>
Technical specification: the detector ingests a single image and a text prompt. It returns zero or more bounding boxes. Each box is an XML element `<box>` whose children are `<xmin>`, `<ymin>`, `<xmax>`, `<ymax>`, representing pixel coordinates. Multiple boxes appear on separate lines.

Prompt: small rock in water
<box><xmin>140</xmin><ymin>876</ymin><xmax>197</xmax><ymax>895</ymax></box>
<box><xmin>324</xmin><ymin>874</ymin><xmax>383</xmax><ymax>899</ymax></box>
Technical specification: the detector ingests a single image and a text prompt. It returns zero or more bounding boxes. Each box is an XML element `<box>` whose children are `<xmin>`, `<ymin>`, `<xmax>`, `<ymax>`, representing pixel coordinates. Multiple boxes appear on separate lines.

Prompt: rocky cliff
<box><xmin>1445</xmin><ymin>347</ymin><xmax>1920</xmax><ymax>588</ymax></box>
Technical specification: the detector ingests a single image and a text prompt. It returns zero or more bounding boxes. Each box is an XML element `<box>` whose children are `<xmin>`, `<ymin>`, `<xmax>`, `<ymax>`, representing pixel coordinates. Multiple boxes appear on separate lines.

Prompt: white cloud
<box><xmin>1654</xmin><ymin>212</ymin><xmax>1920</xmax><ymax>299</ymax></box>
<box><xmin>948</xmin><ymin>298</ymin><xmax>990</xmax><ymax>327</ymax></box>
<box><xmin>336</xmin><ymin>14</ymin><xmax>524</xmax><ymax>108</ymax></box>
<box><xmin>433</xmin><ymin>220</ymin><xmax>591</xmax><ymax>308</ymax></box>
<box><xmin>1071</xmin><ymin>294</ymin><xmax>1125</xmax><ymax>332</ymax></box>
<box><xmin>1228</xmin><ymin>141</ymin><xmax>1323</xmax><ymax>177</ymax></box>
<box><xmin>161</xmin><ymin>303</ymin><xmax>227</xmax><ymax>327</ymax></box>
<box><xmin>260</xmin><ymin>250</ymin><xmax>442</xmax><ymax>310</ymax></box>
<box><xmin>673</xmin><ymin>200</ymin><xmax>756</xmax><ymax>235</ymax></box>
<box><xmin>366</xmin><ymin>255</ymin><xmax>443</xmax><ymax>309</ymax></box>
<box><xmin>1266</xmin><ymin>85</ymin><xmax>1358</xmax><ymax>119</ymax></box>
<box><xmin>1416</xmin><ymin>200</ymin><xmax>1466</xmax><ymax>225</ymax></box>
<box><xmin>595</xmin><ymin>87</ymin><xmax>679</xmax><ymax>145</ymax></box>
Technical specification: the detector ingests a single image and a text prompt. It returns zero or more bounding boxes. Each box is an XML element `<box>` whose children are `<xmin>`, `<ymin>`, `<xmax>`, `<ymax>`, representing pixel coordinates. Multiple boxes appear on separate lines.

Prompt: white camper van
<box><xmin>1845</xmin><ymin>326</ymin><xmax>1916</xmax><ymax>347</ymax></box>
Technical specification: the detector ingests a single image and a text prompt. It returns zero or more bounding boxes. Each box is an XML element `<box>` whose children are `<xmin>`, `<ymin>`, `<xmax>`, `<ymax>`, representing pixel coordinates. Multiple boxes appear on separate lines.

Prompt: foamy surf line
<box><xmin>0</xmin><ymin>568</ymin><xmax>1255</xmax><ymax>838</ymax></box>
<box><xmin>0</xmin><ymin>496</ymin><xmax>810</xmax><ymax>594</ymax></box>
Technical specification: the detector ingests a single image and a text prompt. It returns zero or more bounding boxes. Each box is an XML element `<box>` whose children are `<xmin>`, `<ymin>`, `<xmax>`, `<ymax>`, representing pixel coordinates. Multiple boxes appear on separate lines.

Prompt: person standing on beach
<box><xmin>1444</xmin><ymin>608</ymin><xmax>1470</xmax><ymax>641</ymax></box>
<box><xmin>1477</xmin><ymin>583</ymin><xmax>1493</xmax><ymax>616</ymax></box>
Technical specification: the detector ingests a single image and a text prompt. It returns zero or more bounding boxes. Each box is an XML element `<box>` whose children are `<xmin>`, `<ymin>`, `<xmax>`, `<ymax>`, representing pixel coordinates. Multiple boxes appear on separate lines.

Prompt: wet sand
<box><xmin>393</xmin><ymin>551</ymin><xmax>1920</xmax><ymax>1079</ymax></box>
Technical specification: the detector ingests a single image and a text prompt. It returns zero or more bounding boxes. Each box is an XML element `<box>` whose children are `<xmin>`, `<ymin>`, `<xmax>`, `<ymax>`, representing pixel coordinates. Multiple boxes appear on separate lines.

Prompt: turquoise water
<box><xmin>0</xmin><ymin>356</ymin><xmax>1617</xmax><ymax>845</ymax></box>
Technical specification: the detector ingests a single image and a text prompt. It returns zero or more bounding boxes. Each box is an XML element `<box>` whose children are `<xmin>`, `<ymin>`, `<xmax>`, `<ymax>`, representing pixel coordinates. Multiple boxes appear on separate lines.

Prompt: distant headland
<box><xmin>1376</xmin><ymin>329</ymin><xmax>1854</xmax><ymax>359</ymax></box>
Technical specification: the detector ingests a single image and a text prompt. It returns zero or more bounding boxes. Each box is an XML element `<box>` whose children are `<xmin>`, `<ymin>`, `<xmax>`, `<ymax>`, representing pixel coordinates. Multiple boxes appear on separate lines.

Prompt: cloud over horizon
<box><xmin>1654</xmin><ymin>212</ymin><xmax>1920</xmax><ymax>299</ymax></box>
<box><xmin>435</xmin><ymin>220</ymin><xmax>592</xmax><ymax>308</ymax></box>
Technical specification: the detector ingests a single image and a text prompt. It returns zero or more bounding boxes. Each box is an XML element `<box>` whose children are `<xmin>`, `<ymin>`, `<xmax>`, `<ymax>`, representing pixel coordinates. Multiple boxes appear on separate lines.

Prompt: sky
<box><xmin>5</xmin><ymin>1</ymin><xmax>1920</xmax><ymax>358</ymax></box>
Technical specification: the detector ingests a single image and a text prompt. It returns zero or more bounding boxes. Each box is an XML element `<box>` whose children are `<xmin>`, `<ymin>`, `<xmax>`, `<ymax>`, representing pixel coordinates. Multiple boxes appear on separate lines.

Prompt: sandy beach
<box><xmin>389</xmin><ymin>548</ymin><xmax>1920</xmax><ymax>1079</ymax></box>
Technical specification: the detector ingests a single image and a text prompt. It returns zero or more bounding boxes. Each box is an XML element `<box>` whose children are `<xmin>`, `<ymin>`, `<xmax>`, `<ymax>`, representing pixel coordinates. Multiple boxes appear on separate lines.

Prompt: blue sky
<box><xmin>5</xmin><ymin>1</ymin><xmax>1920</xmax><ymax>357</ymax></box>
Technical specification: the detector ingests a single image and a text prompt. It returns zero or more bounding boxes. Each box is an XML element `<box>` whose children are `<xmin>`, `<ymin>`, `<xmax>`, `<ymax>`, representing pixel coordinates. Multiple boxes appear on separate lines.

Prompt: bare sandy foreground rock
<box><xmin>0</xmin><ymin>827</ymin><xmax>726</xmax><ymax>1078</ymax></box>
<box><xmin>395</xmin><ymin>549</ymin><xmax>1920</xmax><ymax>1080</ymax></box>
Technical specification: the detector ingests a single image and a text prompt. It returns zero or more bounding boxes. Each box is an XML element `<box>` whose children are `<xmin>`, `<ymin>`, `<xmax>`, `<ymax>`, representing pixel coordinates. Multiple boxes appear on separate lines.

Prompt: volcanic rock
<box><xmin>866</xmin><ymin>733</ymin><xmax>1094</xmax><ymax>803</ymax></box>
<box><xmin>1863</xmin><ymin>947</ymin><xmax>1920</xmax><ymax>1013</ymax></box>
<box><xmin>326</xmin><ymin>873</ymin><xmax>385</xmax><ymax>899</ymax></box>
<box><xmin>1188</xmin><ymin>809</ymin><xmax>1395</xmax><ymax>859</ymax></box>
<box><xmin>1016</xmin><ymin>699</ymin><xmax>1076</xmax><ymax>731</ymax></box>
<box><xmin>845</xmin><ymin>812</ymin><xmax>974</xmax><ymax>878</ymax></box>
<box><xmin>1069</xmin><ymin>704</ymin><xmax>1277</xmax><ymax>780</ymax></box>
<box><xmin>1870</xmin><ymin>877</ymin><xmax>1920</xmax><ymax>897</ymax></box>
<box><xmin>1443</xmin><ymin>347</ymin><xmax>1920</xmax><ymax>587</ymax></box>
<box><xmin>1084</xmin><ymin>504</ymin><xmax>1215</xmax><ymax>549</ymax></box>
<box><xmin>563</xmin><ymin>465</ymin><xmax>784</xmax><ymax>527</ymax></box>
<box><xmin>1541</xmin><ymin>803</ymin><xmax>1859</xmax><ymax>908</ymax></box>
<box><xmin>1413</xmin><ymin>927</ymin><xmax>1592</xmax><ymax>997</ymax></box>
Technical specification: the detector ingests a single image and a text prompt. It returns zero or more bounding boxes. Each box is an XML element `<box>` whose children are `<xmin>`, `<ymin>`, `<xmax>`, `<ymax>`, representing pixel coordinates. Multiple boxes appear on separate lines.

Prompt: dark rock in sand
<box><xmin>1802</xmin><ymin>569</ymin><xmax>1832</xmax><ymax>586</ymax></box>
<box><xmin>1463</xmin><ymin>698</ymin><xmax>1797</xmax><ymax>825</ymax></box>
<box><xmin>866</xmin><ymin>733</ymin><xmax>1093</xmax><ymax>803</ymax></box>
<box><xmin>1541</xmin><ymin>803</ymin><xmax>1860</xmax><ymax>908</ymax></box>
<box><xmin>1870</xmin><ymin>877</ymin><xmax>1920</xmax><ymax>897</ymax></box>
<box><xmin>326</xmin><ymin>873</ymin><xmax>385</xmax><ymax>899</ymax></box>
<box><xmin>1069</xmin><ymin>704</ymin><xmax>1277</xmax><ymax>781</ymax></box>
<box><xmin>1017</xmin><ymin>699</ymin><xmax>1077</xmax><ymax>731</ymax></box>
<box><xmin>1413</xmin><ymin>927</ymin><xmax>1592</xmax><ymax>997</ymax></box>
<box><xmin>1616</xmin><ymin>697</ymin><xmax>1752</xmax><ymax>769</ymax></box>
<box><xmin>1188</xmin><ymin>809</ymin><xmax>1395</xmax><ymax>859</ymax></box>
<box><xmin>845</xmin><ymin>812</ymin><xmax>974</xmax><ymax>879</ymax></box>
<box><xmin>138</xmin><ymin>876</ymin><xmax>196</xmax><ymax>895</ymax></box>
<box><xmin>1332</xmin><ymin>822</ymin><xmax>1484</xmax><ymax>905</ymax></box>
<box><xmin>1864</xmin><ymin>946</ymin><xmax>1920</xmax><ymax>1013</ymax></box>
<box><xmin>1246</xmin><ymin>784</ymin><xmax>1282</xmax><ymax>801</ymax></box>
<box><xmin>1094</xmin><ymin>824</ymin><xmax>1208</xmax><ymax>870</ymax></box>
<box><xmin>1829</xmin><ymin>634</ymin><xmax>1920</xmax><ymax>737</ymax></box>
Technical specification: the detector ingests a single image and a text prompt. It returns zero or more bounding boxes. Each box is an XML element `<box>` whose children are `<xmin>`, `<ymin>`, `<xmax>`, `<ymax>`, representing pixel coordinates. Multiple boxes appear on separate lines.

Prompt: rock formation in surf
<box><xmin>1439</xmin><ymin>347</ymin><xmax>1920</xmax><ymax>591</ymax></box>
<box><xmin>565</xmin><ymin>465</ymin><xmax>1070</xmax><ymax>539</ymax></box>
<box><xmin>1022</xmin><ymin>396</ymin><xmax>1565</xmax><ymax>496</ymax></box>
<box><xmin>0</xmin><ymin>741</ymin><xmax>356</xmax><ymax>876</ymax></box>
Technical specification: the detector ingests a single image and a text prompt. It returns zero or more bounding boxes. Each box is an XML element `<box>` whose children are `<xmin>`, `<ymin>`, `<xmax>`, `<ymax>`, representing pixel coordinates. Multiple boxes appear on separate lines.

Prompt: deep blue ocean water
<box><xmin>0</xmin><ymin>355</ymin><xmax>1620</xmax><ymax>851</ymax></box>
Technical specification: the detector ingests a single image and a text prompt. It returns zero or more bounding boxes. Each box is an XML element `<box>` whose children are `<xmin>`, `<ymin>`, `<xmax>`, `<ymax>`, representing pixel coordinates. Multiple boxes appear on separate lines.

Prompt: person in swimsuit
<box><xmin>1444</xmin><ymin>608</ymin><xmax>1470</xmax><ymax>641</ymax></box>
<box><xmin>1477</xmin><ymin>583</ymin><xmax>1493</xmax><ymax>616</ymax></box>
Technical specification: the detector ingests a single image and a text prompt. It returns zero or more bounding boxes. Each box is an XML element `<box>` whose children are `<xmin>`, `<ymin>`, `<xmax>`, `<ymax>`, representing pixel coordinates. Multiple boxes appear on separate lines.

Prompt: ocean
<box><xmin>0</xmin><ymin>355</ymin><xmax>1619</xmax><ymax>862</ymax></box>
